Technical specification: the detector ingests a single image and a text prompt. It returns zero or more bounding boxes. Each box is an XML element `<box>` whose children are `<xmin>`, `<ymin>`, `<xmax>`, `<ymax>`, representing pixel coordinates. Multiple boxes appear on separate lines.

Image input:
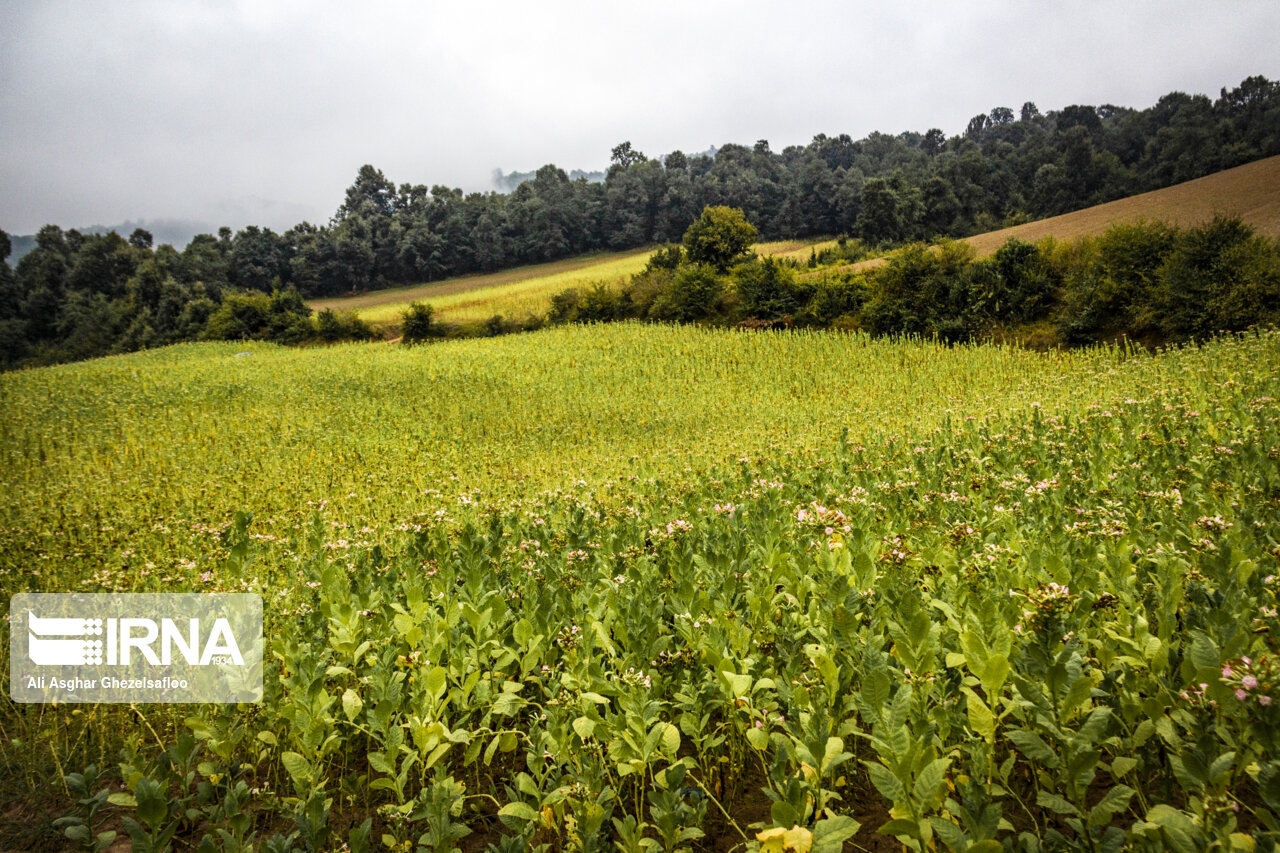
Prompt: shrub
<box><xmin>1055</xmin><ymin>222</ymin><xmax>1176</xmax><ymax>342</ymax></box>
<box><xmin>970</xmin><ymin>239</ymin><xmax>1056</xmax><ymax>323</ymax></box>
<box><xmin>650</xmin><ymin>264</ymin><xmax>726</xmax><ymax>323</ymax></box>
<box><xmin>796</xmin><ymin>273</ymin><xmax>869</xmax><ymax>327</ymax></box>
<box><xmin>864</xmin><ymin>241</ymin><xmax>972</xmax><ymax>339</ymax></box>
<box><xmin>1157</xmin><ymin>215</ymin><xmax>1280</xmax><ymax>339</ymax></box>
<box><xmin>401</xmin><ymin>302</ymin><xmax>437</xmax><ymax>343</ymax></box>
<box><xmin>644</xmin><ymin>244</ymin><xmax>683</xmax><ymax>273</ymax></box>
<box><xmin>202</xmin><ymin>291</ymin><xmax>271</xmax><ymax>340</ymax></box>
<box><xmin>619</xmin><ymin>269</ymin><xmax>673</xmax><ymax>318</ymax></box>
<box><xmin>575</xmin><ymin>283</ymin><xmax>621</xmax><ymax>322</ymax></box>
<box><xmin>734</xmin><ymin>257</ymin><xmax>805</xmax><ymax>320</ymax></box>
<box><xmin>548</xmin><ymin>289</ymin><xmax>582</xmax><ymax>324</ymax></box>
<box><xmin>316</xmin><ymin>308</ymin><xmax>374</xmax><ymax>343</ymax></box>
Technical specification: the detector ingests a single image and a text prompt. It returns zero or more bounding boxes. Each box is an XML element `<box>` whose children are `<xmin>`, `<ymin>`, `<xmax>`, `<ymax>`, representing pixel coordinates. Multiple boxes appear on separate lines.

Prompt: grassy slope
<box><xmin>806</xmin><ymin>154</ymin><xmax>1280</xmax><ymax>279</ymax></box>
<box><xmin>963</xmin><ymin>153</ymin><xmax>1280</xmax><ymax>252</ymax></box>
<box><xmin>312</xmin><ymin>241</ymin><xmax>838</xmax><ymax>330</ymax></box>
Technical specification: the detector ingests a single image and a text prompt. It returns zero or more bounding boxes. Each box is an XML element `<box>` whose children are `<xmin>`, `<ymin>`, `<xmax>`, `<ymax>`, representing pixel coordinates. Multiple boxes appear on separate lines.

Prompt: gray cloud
<box><xmin>2</xmin><ymin>0</ymin><xmax>1277</xmax><ymax>236</ymax></box>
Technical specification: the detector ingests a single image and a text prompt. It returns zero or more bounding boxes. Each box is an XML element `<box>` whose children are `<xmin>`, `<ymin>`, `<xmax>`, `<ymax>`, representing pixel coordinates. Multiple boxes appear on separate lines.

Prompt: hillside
<box><xmin>310</xmin><ymin>240</ymin><xmax>835</xmax><ymax>329</ymax></box>
<box><xmin>799</xmin><ymin>154</ymin><xmax>1280</xmax><ymax>281</ymax></box>
<box><xmin>963</xmin><ymin>152</ymin><xmax>1280</xmax><ymax>253</ymax></box>
<box><xmin>320</xmin><ymin>156</ymin><xmax>1280</xmax><ymax>332</ymax></box>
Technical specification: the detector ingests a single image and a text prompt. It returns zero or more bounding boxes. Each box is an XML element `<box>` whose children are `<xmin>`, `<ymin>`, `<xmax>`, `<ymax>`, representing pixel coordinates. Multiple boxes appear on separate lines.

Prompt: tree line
<box><xmin>1</xmin><ymin>75</ymin><xmax>1277</xmax><ymax>367</ymax></box>
<box><xmin>0</xmin><ymin>227</ymin><xmax>371</xmax><ymax>367</ymax></box>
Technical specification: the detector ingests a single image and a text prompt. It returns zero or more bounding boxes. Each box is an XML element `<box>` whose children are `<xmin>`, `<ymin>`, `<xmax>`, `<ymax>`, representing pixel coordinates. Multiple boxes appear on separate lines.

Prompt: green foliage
<box><xmin>967</xmin><ymin>238</ymin><xmax>1058</xmax><ymax>325</ymax></box>
<box><xmin>650</xmin><ymin>263</ymin><xmax>726</xmax><ymax>322</ymax></box>
<box><xmin>861</xmin><ymin>240</ymin><xmax>974</xmax><ymax>341</ymax></box>
<box><xmin>200</xmin><ymin>291</ymin><xmax>271</xmax><ymax>340</ymax></box>
<box><xmin>734</xmin><ymin>257</ymin><xmax>806</xmax><ymax>320</ymax></box>
<box><xmin>53</xmin><ymin>765</ymin><xmax>117</xmax><ymax>852</ymax></box>
<box><xmin>401</xmin><ymin>301</ymin><xmax>438</xmax><ymax>343</ymax></box>
<box><xmin>5</xmin><ymin>323</ymin><xmax>1280</xmax><ymax>849</ymax></box>
<box><xmin>10</xmin><ymin>76</ymin><xmax>1280</xmax><ymax>366</ymax></box>
<box><xmin>1056</xmin><ymin>221</ymin><xmax>1177</xmax><ymax>342</ymax></box>
<box><xmin>316</xmin><ymin>307</ymin><xmax>373</xmax><ymax>343</ymax></box>
<box><xmin>682</xmin><ymin>206</ymin><xmax>758</xmax><ymax>272</ymax></box>
<box><xmin>1157</xmin><ymin>213</ymin><xmax>1280</xmax><ymax>337</ymax></box>
<box><xmin>644</xmin><ymin>244</ymin><xmax>684</xmax><ymax>273</ymax></box>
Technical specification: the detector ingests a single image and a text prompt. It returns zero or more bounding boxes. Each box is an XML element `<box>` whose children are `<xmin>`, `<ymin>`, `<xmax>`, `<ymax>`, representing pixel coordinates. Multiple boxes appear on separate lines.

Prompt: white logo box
<box><xmin>9</xmin><ymin>593</ymin><xmax>262</xmax><ymax>703</ymax></box>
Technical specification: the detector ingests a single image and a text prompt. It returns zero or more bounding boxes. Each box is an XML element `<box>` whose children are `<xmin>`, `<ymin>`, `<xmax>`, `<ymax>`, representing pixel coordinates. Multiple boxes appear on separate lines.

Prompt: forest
<box><xmin>1</xmin><ymin>75</ymin><xmax>1278</xmax><ymax>367</ymax></box>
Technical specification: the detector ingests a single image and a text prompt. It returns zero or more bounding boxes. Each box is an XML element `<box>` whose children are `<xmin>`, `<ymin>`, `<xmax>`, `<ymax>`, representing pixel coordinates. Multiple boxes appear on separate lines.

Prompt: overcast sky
<box><xmin>1</xmin><ymin>0</ymin><xmax>1277</xmax><ymax>237</ymax></box>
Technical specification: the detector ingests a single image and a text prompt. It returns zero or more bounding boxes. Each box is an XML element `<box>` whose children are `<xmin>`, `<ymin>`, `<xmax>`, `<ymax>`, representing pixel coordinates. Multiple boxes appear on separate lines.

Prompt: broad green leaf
<box><xmin>1111</xmin><ymin>756</ymin><xmax>1137</xmax><ymax>777</ymax></box>
<box><xmin>659</xmin><ymin>722</ymin><xmax>680</xmax><ymax>757</ymax></box>
<box><xmin>1007</xmin><ymin>730</ymin><xmax>1060</xmax><ymax>767</ymax></box>
<box><xmin>1088</xmin><ymin>784</ymin><xmax>1134</xmax><ymax>826</ymax></box>
<box><xmin>877</xmin><ymin>818</ymin><xmax>920</xmax><ymax>840</ymax></box>
<box><xmin>280</xmin><ymin>751</ymin><xmax>313</xmax><ymax>786</ymax></box>
<box><xmin>498</xmin><ymin>802</ymin><xmax>540</xmax><ymax>822</ymax></box>
<box><xmin>863</xmin><ymin>761</ymin><xmax>905</xmax><ymax>801</ymax></box>
<box><xmin>342</xmin><ymin>688</ymin><xmax>363</xmax><ymax>721</ymax></box>
<box><xmin>912</xmin><ymin>758</ymin><xmax>949</xmax><ymax>807</ymax></box>
<box><xmin>963</xmin><ymin>688</ymin><xmax>995</xmax><ymax>741</ymax></box>
<box><xmin>1035</xmin><ymin>790</ymin><xmax>1079</xmax><ymax>816</ymax></box>
<box><xmin>425</xmin><ymin>666</ymin><xmax>448</xmax><ymax>703</ymax></box>
<box><xmin>811</xmin><ymin>816</ymin><xmax>860</xmax><ymax>853</ymax></box>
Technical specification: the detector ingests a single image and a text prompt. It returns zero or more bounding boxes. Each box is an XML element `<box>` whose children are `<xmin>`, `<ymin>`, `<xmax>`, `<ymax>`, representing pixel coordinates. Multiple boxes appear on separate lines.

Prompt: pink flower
<box><xmin>1243</xmin><ymin>656</ymin><xmax>1254</xmax><ymax>666</ymax></box>
<box><xmin>797</xmin><ymin>509</ymin><xmax>809</xmax><ymax>522</ymax></box>
<box><xmin>1244</xmin><ymin>676</ymin><xmax>1259</xmax><ymax>690</ymax></box>
<box><xmin>1222</xmin><ymin>665</ymin><xmax>1234</xmax><ymax>678</ymax></box>
<box><xmin>1236</xmin><ymin>688</ymin><xmax>1248</xmax><ymax>701</ymax></box>
<box><xmin>1261</xmin><ymin>695</ymin><xmax>1273</xmax><ymax>706</ymax></box>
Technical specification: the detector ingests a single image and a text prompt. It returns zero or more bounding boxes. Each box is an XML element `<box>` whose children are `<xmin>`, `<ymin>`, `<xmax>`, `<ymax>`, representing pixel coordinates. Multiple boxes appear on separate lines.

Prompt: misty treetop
<box><xmin>1</xmin><ymin>75</ymin><xmax>1278</xmax><ymax>367</ymax></box>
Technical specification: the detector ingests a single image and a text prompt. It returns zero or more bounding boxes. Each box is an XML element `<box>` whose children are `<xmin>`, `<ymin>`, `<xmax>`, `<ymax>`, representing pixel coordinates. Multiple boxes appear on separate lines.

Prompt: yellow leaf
<box><xmin>756</xmin><ymin>825</ymin><xmax>814</xmax><ymax>853</ymax></box>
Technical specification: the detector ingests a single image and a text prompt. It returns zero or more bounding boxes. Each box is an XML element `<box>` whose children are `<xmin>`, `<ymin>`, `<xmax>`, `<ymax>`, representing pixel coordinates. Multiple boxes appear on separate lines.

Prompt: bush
<box><xmin>650</xmin><ymin>264</ymin><xmax>726</xmax><ymax>323</ymax></box>
<box><xmin>967</xmin><ymin>239</ymin><xmax>1056</xmax><ymax>324</ymax></box>
<box><xmin>644</xmin><ymin>244</ymin><xmax>683</xmax><ymax>273</ymax></box>
<box><xmin>316</xmin><ymin>308</ymin><xmax>374</xmax><ymax>343</ymax></box>
<box><xmin>548</xmin><ymin>289</ymin><xmax>582</xmax><ymax>324</ymax></box>
<box><xmin>401</xmin><ymin>302</ymin><xmax>437</xmax><ymax>343</ymax></box>
<box><xmin>1054</xmin><ymin>222</ymin><xmax>1175</xmax><ymax>343</ymax></box>
<box><xmin>576</xmin><ymin>283</ymin><xmax>621</xmax><ymax>322</ymax></box>
<box><xmin>863</xmin><ymin>241</ymin><xmax>972</xmax><ymax>339</ymax></box>
<box><xmin>796</xmin><ymin>273</ymin><xmax>869</xmax><ymax>327</ymax></box>
<box><xmin>619</xmin><ymin>269</ymin><xmax>673</xmax><ymax>319</ymax></box>
<box><xmin>734</xmin><ymin>257</ymin><xmax>806</xmax><ymax>320</ymax></box>
<box><xmin>1157</xmin><ymin>215</ymin><xmax>1280</xmax><ymax>339</ymax></box>
<box><xmin>202</xmin><ymin>291</ymin><xmax>271</xmax><ymax>340</ymax></box>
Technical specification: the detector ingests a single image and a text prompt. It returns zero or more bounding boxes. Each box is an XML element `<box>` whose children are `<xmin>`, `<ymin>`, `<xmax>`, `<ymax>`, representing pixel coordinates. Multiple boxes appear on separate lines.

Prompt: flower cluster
<box><xmin>1013</xmin><ymin>582</ymin><xmax>1077</xmax><ymax>635</ymax></box>
<box><xmin>652</xmin><ymin>645</ymin><xmax>698</xmax><ymax>672</ymax></box>
<box><xmin>1220</xmin><ymin>655</ymin><xmax>1275</xmax><ymax>707</ymax></box>
<box><xmin>607</xmin><ymin>667</ymin><xmax>652</xmax><ymax>689</ymax></box>
<box><xmin>554</xmin><ymin>624</ymin><xmax>582</xmax><ymax>651</ymax></box>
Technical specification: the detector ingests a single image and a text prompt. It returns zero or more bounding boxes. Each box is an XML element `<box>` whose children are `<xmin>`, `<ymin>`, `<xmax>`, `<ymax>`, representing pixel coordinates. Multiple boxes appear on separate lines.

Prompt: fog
<box><xmin>2</xmin><ymin>0</ymin><xmax>1276</xmax><ymax>238</ymax></box>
